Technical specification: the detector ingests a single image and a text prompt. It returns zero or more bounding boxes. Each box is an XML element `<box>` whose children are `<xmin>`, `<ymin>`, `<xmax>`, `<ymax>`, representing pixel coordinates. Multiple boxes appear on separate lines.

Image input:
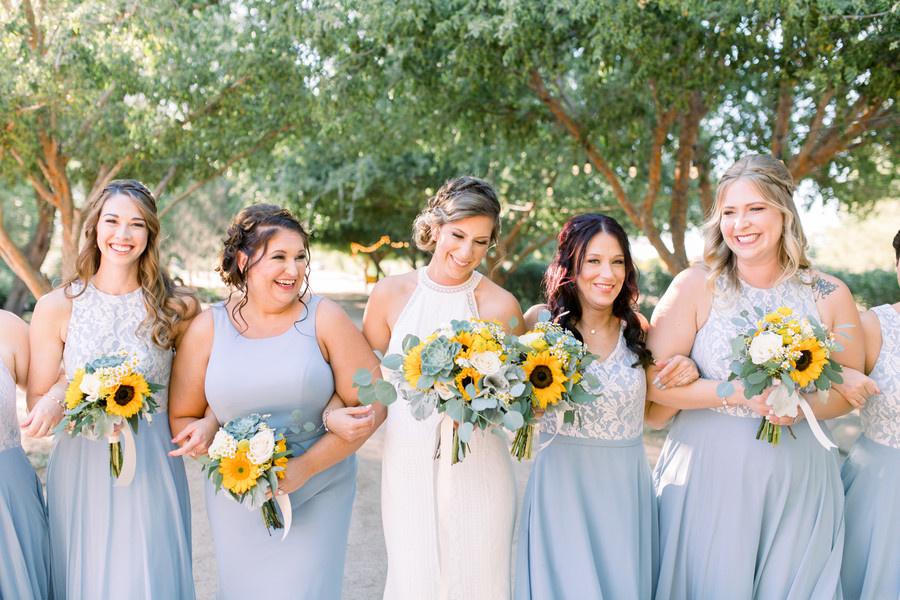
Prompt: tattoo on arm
<box><xmin>812</xmin><ymin>275</ymin><xmax>837</xmax><ymax>300</ymax></box>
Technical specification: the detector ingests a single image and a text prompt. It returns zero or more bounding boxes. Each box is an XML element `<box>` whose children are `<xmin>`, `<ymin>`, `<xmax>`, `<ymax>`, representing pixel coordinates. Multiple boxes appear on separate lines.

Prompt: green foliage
<box><xmin>824</xmin><ymin>268</ymin><xmax>898</xmax><ymax>309</ymax></box>
<box><xmin>502</xmin><ymin>260</ymin><xmax>548</xmax><ymax>310</ymax></box>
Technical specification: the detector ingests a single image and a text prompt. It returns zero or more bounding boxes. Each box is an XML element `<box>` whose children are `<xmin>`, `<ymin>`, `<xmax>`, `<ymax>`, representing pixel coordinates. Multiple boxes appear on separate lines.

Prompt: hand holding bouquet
<box><xmin>717</xmin><ymin>306</ymin><xmax>844</xmax><ymax>447</ymax></box>
<box><xmin>203</xmin><ymin>414</ymin><xmax>293</xmax><ymax>536</ymax></box>
<box><xmin>509</xmin><ymin>319</ymin><xmax>599</xmax><ymax>460</ymax></box>
<box><xmin>59</xmin><ymin>352</ymin><xmax>162</xmax><ymax>483</ymax></box>
<box><xmin>355</xmin><ymin>318</ymin><xmax>529</xmax><ymax>464</ymax></box>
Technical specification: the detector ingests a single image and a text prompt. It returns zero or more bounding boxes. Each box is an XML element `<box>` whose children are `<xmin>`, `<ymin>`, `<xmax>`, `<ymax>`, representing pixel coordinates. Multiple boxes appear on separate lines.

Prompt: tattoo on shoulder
<box><xmin>812</xmin><ymin>275</ymin><xmax>837</xmax><ymax>300</ymax></box>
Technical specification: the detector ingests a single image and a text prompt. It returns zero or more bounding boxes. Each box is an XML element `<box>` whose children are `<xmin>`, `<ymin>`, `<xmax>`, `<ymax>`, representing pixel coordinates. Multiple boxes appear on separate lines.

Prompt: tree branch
<box><xmin>790</xmin><ymin>87</ymin><xmax>836</xmax><ymax>175</ymax></box>
<box><xmin>75</xmin><ymin>84</ymin><xmax>117</xmax><ymax>141</ymax></box>
<box><xmin>771</xmin><ymin>81</ymin><xmax>793</xmax><ymax>159</ymax></box>
<box><xmin>22</xmin><ymin>0</ymin><xmax>43</xmax><ymax>54</ymax></box>
<box><xmin>670</xmin><ymin>91</ymin><xmax>705</xmax><ymax>264</ymax></box>
<box><xmin>153</xmin><ymin>165</ymin><xmax>178</xmax><ymax>199</ymax></box>
<box><xmin>0</xmin><ymin>202</ymin><xmax>51</xmax><ymax>297</ymax></box>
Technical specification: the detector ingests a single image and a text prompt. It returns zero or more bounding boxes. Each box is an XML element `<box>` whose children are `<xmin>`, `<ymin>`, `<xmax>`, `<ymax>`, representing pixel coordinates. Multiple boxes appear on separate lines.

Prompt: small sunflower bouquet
<box><xmin>59</xmin><ymin>352</ymin><xmax>161</xmax><ymax>482</ymax></box>
<box><xmin>716</xmin><ymin>306</ymin><xmax>844</xmax><ymax>447</ymax></box>
<box><xmin>355</xmin><ymin>318</ymin><xmax>529</xmax><ymax>464</ymax></box>
<box><xmin>202</xmin><ymin>413</ymin><xmax>292</xmax><ymax>536</ymax></box>
<box><xmin>508</xmin><ymin>319</ymin><xmax>599</xmax><ymax>460</ymax></box>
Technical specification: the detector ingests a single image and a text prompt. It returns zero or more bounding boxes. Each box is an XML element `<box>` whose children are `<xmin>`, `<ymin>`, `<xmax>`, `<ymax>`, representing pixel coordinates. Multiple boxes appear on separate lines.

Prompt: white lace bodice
<box><xmin>0</xmin><ymin>360</ymin><xmax>19</xmax><ymax>452</ymax></box>
<box><xmin>541</xmin><ymin>326</ymin><xmax>646</xmax><ymax>440</ymax></box>
<box><xmin>861</xmin><ymin>304</ymin><xmax>900</xmax><ymax>448</ymax></box>
<box><xmin>693</xmin><ymin>275</ymin><xmax>820</xmax><ymax>418</ymax></box>
<box><xmin>63</xmin><ymin>281</ymin><xmax>173</xmax><ymax>412</ymax></box>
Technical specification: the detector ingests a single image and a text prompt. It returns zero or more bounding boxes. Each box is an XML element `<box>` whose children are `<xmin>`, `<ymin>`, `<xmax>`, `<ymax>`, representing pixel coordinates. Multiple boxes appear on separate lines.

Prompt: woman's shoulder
<box><xmin>32</xmin><ymin>286</ymin><xmax>73</xmax><ymax>319</ymax></box>
<box><xmin>0</xmin><ymin>310</ymin><xmax>27</xmax><ymax>345</ymax></box>
<box><xmin>369</xmin><ymin>271</ymin><xmax>419</xmax><ymax>300</ymax></box>
<box><xmin>802</xmin><ymin>269</ymin><xmax>850</xmax><ymax>301</ymax></box>
<box><xmin>477</xmin><ymin>275</ymin><xmax>521</xmax><ymax>316</ymax></box>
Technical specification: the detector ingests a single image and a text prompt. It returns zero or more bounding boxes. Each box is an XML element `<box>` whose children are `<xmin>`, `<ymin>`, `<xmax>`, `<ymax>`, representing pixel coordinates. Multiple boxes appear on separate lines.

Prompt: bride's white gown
<box><xmin>380</xmin><ymin>267</ymin><xmax>516</xmax><ymax>600</ymax></box>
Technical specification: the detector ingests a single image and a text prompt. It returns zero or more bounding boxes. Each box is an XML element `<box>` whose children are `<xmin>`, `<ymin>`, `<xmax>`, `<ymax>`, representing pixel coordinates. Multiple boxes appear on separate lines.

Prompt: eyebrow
<box><xmin>101</xmin><ymin>212</ymin><xmax>146</xmax><ymax>221</ymax></box>
<box><xmin>450</xmin><ymin>227</ymin><xmax>490</xmax><ymax>239</ymax></box>
<box><xmin>586</xmin><ymin>253</ymin><xmax>625</xmax><ymax>259</ymax></box>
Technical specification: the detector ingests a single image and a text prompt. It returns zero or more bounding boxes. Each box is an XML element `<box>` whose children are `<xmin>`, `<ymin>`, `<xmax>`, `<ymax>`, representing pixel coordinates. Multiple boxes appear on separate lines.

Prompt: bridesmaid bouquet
<box><xmin>355</xmin><ymin>318</ymin><xmax>529</xmax><ymax>464</ymax></box>
<box><xmin>59</xmin><ymin>352</ymin><xmax>162</xmax><ymax>483</ymax></box>
<box><xmin>716</xmin><ymin>306</ymin><xmax>844</xmax><ymax>447</ymax></box>
<box><xmin>202</xmin><ymin>413</ymin><xmax>293</xmax><ymax>536</ymax></box>
<box><xmin>508</xmin><ymin>319</ymin><xmax>599</xmax><ymax>460</ymax></box>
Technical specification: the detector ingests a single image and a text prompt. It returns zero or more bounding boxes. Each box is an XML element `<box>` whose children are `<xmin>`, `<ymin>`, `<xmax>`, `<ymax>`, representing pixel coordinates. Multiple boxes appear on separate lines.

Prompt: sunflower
<box><xmin>790</xmin><ymin>337</ymin><xmax>828</xmax><ymax>388</ymax></box>
<box><xmin>104</xmin><ymin>372</ymin><xmax>151</xmax><ymax>418</ymax></box>
<box><xmin>523</xmin><ymin>351</ymin><xmax>568</xmax><ymax>409</ymax></box>
<box><xmin>403</xmin><ymin>343</ymin><xmax>425</xmax><ymax>388</ymax></box>
<box><xmin>454</xmin><ymin>368</ymin><xmax>482</xmax><ymax>402</ymax></box>
<box><xmin>65</xmin><ymin>369</ymin><xmax>86</xmax><ymax>409</ymax></box>
<box><xmin>452</xmin><ymin>331</ymin><xmax>476</xmax><ymax>355</ymax></box>
<box><xmin>273</xmin><ymin>438</ymin><xmax>289</xmax><ymax>480</ymax></box>
<box><xmin>219</xmin><ymin>448</ymin><xmax>260</xmax><ymax>494</ymax></box>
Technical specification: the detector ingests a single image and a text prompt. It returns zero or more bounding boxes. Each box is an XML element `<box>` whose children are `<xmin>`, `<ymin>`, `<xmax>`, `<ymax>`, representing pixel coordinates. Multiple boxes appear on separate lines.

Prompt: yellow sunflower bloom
<box><xmin>452</xmin><ymin>331</ymin><xmax>476</xmax><ymax>355</ymax></box>
<box><xmin>274</xmin><ymin>438</ymin><xmax>289</xmax><ymax>480</ymax></box>
<box><xmin>523</xmin><ymin>351</ymin><xmax>568</xmax><ymax>409</ymax></box>
<box><xmin>219</xmin><ymin>448</ymin><xmax>260</xmax><ymax>494</ymax></box>
<box><xmin>790</xmin><ymin>337</ymin><xmax>828</xmax><ymax>388</ymax></box>
<box><xmin>65</xmin><ymin>369</ymin><xmax>86</xmax><ymax>409</ymax></box>
<box><xmin>403</xmin><ymin>343</ymin><xmax>425</xmax><ymax>388</ymax></box>
<box><xmin>104</xmin><ymin>372</ymin><xmax>151</xmax><ymax>418</ymax></box>
<box><xmin>454</xmin><ymin>368</ymin><xmax>482</xmax><ymax>402</ymax></box>
<box><xmin>764</xmin><ymin>312</ymin><xmax>782</xmax><ymax>324</ymax></box>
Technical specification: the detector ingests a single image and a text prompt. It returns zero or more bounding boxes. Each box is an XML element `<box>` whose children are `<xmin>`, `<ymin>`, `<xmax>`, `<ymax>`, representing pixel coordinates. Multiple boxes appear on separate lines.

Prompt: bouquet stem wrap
<box><xmin>108</xmin><ymin>426</ymin><xmax>138</xmax><ymax>486</ymax></box>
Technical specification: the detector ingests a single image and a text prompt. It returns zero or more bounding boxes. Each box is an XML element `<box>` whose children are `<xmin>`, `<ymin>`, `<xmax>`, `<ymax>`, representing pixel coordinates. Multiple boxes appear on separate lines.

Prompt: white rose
<box><xmin>79</xmin><ymin>373</ymin><xmax>103</xmax><ymax>402</ymax></box>
<box><xmin>748</xmin><ymin>332</ymin><xmax>782</xmax><ymax>365</ymax></box>
<box><xmin>247</xmin><ymin>428</ymin><xmax>276</xmax><ymax>465</ymax></box>
<box><xmin>766</xmin><ymin>381</ymin><xmax>800</xmax><ymax>418</ymax></box>
<box><xmin>434</xmin><ymin>381</ymin><xmax>456</xmax><ymax>400</ymax></box>
<box><xmin>207</xmin><ymin>430</ymin><xmax>237</xmax><ymax>460</ymax></box>
<box><xmin>468</xmin><ymin>351</ymin><xmax>502</xmax><ymax>376</ymax></box>
<box><xmin>518</xmin><ymin>332</ymin><xmax>543</xmax><ymax>347</ymax></box>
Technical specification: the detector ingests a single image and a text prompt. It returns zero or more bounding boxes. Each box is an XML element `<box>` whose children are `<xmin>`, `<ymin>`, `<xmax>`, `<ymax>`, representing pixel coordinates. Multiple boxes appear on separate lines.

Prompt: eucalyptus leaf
<box><xmin>352</xmin><ymin>368</ymin><xmax>373</xmax><ymax>387</ymax></box>
<box><xmin>381</xmin><ymin>354</ymin><xmax>403</xmax><ymax>371</ymax></box>
<box><xmin>374</xmin><ymin>379</ymin><xmax>398</xmax><ymax>405</ymax></box>
<box><xmin>458</xmin><ymin>421</ymin><xmax>474</xmax><ymax>443</ymax></box>
<box><xmin>716</xmin><ymin>381</ymin><xmax>734</xmax><ymax>398</ymax></box>
<box><xmin>502</xmin><ymin>410</ymin><xmax>524</xmax><ymax>431</ymax></box>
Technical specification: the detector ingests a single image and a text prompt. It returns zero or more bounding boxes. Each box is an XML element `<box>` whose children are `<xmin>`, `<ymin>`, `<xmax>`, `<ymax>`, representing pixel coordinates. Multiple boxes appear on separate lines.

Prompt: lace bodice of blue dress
<box><xmin>861</xmin><ymin>304</ymin><xmax>900</xmax><ymax>448</ymax></box>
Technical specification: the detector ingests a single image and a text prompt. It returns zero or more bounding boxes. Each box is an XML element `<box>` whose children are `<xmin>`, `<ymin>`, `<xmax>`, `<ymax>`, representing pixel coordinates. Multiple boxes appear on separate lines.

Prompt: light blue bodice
<box><xmin>861</xmin><ymin>305</ymin><xmax>900</xmax><ymax>448</ymax></box>
<box><xmin>693</xmin><ymin>274</ymin><xmax>820</xmax><ymax>419</ymax></box>
<box><xmin>542</xmin><ymin>326</ymin><xmax>647</xmax><ymax>440</ymax></box>
<box><xmin>0</xmin><ymin>360</ymin><xmax>18</xmax><ymax>452</ymax></box>
<box><xmin>62</xmin><ymin>281</ymin><xmax>174</xmax><ymax>412</ymax></box>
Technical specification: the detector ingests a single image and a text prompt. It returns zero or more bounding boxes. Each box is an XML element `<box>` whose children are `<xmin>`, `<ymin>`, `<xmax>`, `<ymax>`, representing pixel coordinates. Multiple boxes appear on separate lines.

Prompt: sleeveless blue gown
<box><xmin>46</xmin><ymin>281</ymin><xmax>194</xmax><ymax>599</ymax></box>
<box><xmin>204</xmin><ymin>297</ymin><xmax>356</xmax><ymax>600</ymax></box>
<box><xmin>653</xmin><ymin>275</ymin><xmax>844</xmax><ymax>600</ymax></box>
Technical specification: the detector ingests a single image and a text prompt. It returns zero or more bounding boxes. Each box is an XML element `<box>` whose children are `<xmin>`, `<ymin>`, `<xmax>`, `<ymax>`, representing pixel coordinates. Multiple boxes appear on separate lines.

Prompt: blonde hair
<box><xmin>66</xmin><ymin>179</ymin><xmax>197</xmax><ymax>349</ymax></box>
<box><xmin>412</xmin><ymin>176</ymin><xmax>502</xmax><ymax>251</ymax></box>
<box><xmin>702</xmin><ymin>154</ymin><xmax>810</xmax><ymax>290</ymax></box>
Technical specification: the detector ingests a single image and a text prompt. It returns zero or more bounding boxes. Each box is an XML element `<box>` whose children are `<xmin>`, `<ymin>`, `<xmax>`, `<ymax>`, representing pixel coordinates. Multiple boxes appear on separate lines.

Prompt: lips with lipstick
<box><xmin>108</xmin><ymin>242</ymin><xmax>135</xmax><ymax>255</ymax></box>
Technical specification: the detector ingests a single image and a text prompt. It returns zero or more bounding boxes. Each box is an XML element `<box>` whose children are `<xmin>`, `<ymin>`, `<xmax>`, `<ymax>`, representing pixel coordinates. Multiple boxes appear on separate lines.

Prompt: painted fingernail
<box><xmin>652</xmin><ymin>377</ymin><xmax>660</xmax><ymax>386</ymax></box>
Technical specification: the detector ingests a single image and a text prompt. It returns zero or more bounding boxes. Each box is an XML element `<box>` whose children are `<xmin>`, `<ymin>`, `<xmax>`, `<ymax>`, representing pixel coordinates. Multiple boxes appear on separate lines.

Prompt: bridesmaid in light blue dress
<box><xmin>169</xmin><ymin>204</ymin><xmax>383</xmax><ymax>600</ymax></box>
<box><xmin>516</xmin><ymin>214</ymin><xmax>699</xmax><ymax>600</ymax></box>
<box><xmin>0</xmin><ymin>310</ymin><xmax>50</xmax><ymax>600</ymax></box>
<box><xmin>841</xmin><ymin>230</ymin><xmax>900</xmax><ymax>599</ymax></box>
<box><xmin>645</xmin><ymin>155</ymin><xmax>863</xmax><ymax>599</ymax></box>
<box><xmin>24</xmin><ymin>180</ymin><xmax>199</xmax><ymax>599</ymax></box>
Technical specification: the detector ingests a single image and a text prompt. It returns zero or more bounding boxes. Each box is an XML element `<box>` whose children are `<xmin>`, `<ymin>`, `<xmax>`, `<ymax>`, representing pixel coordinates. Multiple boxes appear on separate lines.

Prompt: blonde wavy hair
<box><xmin>412</xmin><ymin>176</ymin><xmax>502</xmax><ymax>252</ymax></box>
<box><xmin>66</xmin><ymin>179</ymin><xmax>197</xmax><ymax>349</ymax></box>
<box><xmin>702</xmin><ymin>154</ymin><xmax>811</xmax><ymax>290</ymax></box>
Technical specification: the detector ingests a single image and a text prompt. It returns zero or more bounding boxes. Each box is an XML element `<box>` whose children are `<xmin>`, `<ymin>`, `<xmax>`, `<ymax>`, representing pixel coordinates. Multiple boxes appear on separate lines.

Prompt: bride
<box><xmin>333</xmin><ymin>176</ymin><xmax>524</xmax><ymax>599</ymax></box>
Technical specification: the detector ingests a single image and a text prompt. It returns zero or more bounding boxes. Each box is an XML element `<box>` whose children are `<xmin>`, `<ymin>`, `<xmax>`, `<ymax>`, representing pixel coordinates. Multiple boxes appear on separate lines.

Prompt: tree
<box><xmin>301</xmin><ymin>0</ymin><xmax>897</xmax><ymax>274</ymax></box>
<box><xmin>0</xmin><ymin>0</ymin><xmax>308</xmax><ymax>303</ymax></box>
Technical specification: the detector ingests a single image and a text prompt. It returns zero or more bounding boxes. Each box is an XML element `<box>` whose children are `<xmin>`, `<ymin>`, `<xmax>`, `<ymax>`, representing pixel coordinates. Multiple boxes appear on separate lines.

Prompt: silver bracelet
<box><xmin>322</xmin><ymin>408</ymin><xmax>334</xmax><ymax>433</ymax></box>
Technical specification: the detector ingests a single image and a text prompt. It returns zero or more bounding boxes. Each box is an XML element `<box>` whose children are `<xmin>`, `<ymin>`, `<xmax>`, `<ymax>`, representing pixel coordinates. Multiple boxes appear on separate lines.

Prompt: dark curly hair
<box><xmin>893</xmin><ymin>229</ymin><xmax>900</xmax><ymax>262</ymax></box>
<box><xmin>218</xmin><ymin>204</ymin><xmax>310</xmax><ymax>331</ymax></box>
<box><xmin>544</xmin><ymin>214</ymin><xmax>653</xmax><ymax>368</ymax></box>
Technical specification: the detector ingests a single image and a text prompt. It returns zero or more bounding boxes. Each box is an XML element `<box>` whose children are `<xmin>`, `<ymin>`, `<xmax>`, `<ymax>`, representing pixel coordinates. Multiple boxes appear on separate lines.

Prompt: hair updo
<box><xmin>218</xmin><ymin>204</ymin><xmax>309</xmax><ymax>328</ymax></box>
<box><xmin>412</xmin><ymin>176</ymin><xmax>502</xmax><ymax>252</ymax></box>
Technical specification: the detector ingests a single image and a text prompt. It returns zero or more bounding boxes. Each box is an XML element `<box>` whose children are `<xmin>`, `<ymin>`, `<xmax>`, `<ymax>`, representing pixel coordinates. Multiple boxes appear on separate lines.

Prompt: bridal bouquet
<box><xmin>509</xmin><ymin>319</ymin><xmax>599</xmax><ymax>460</ymax></box>
<box><xmin>59</xmin><ymin>352</ymin><xmax>162</xmax><ymax>483</ymax></box>
<box><xmin>716</xmin><ymin>306</ymin><xmax>843</xmax><ymax>447</ymax></box>
<box><xmin>203</xmin><ymin>414</ymin><xmax>293</xmax><ymax>536</ymax></box>
<box><xmin>355</xmin><ymin>319</ymin><xmax>529</xmax><ymax>464</ymax></box>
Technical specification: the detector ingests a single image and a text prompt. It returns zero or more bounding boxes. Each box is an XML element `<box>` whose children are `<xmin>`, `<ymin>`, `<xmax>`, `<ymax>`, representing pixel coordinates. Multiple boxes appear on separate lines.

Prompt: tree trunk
<box><xmin>2</xmin><ymin>199</ymin><xmax>55</xmax><ymax>313</ymax></box>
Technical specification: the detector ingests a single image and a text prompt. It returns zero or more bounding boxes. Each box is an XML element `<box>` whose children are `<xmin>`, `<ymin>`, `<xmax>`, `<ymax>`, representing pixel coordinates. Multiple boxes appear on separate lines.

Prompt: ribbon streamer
<box><xmin>276</xmin><ymin>493</ymin><xmax>293</xmax><ymax>541</ymax></box>
<box><xmin>797</xmin><ymin>396</ymin><xmax>837</xmax><ymax>451</ymax></box>
<box><xmin>111</xmin><ymin>425</ymin><xmax>137</xmax><ymax>487</ymax></box>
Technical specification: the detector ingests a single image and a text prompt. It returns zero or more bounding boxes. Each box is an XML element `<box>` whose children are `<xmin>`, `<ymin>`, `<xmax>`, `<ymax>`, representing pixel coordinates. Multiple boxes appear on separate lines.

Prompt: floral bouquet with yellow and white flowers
<box><xmin>717</xmin><ymin>306</ymin><xmax>844</xmax><ymax>447</ymax></box>
<box><xmin>58</xmin><ymin>352</ymin><xmax>162</xmax><ymax>483</ymax></box>
<box><xmin>355</xmin><ymin>318</ymin><xmax>529</xmax><ymax>464</ymax></box>
<box><xmin>202</xmin><ymin>413</ymin><xmax>293</xmax><ymax>536</ymax></box>
<box><xmin>508</xmin><ymin>318</ymin><xmax>599</xmax><ymax>460</ymax></box>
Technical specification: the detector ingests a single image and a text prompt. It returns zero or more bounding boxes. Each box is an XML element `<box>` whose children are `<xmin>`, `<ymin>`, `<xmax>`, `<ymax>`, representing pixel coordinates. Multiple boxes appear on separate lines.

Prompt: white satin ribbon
<box><xmin>797</xmin><ymin>396</ymin><xmax>837</xmax><ymax>451</ymax></box>
<box><xmin>535</xmin><ymin>411</ymin><xmax>565</xmax><ymax>454</ymax></box>
<box><xmin>276</xmin><ymin>493</ymin><xmax>292</xmax><ymax>541</ymax></box>
<box><xmin>111</xmin><ymin>425</ymin><xmax>137</xmax><ymax>487</ymax></box>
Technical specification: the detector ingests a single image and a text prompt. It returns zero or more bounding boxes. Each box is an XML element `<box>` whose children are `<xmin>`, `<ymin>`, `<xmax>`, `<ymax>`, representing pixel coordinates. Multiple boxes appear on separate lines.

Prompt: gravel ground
<box><xmin>17</xmin><ymin>289</ymin><xmax>861</xmax><ymax>599</ymax></box>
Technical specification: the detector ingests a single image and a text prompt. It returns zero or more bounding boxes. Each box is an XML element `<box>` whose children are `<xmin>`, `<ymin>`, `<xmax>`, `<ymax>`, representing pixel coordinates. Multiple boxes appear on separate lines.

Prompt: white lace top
<box><xmin>63</xmin><ymin>281</ymin><xmax>173</xmax><ymax>412</ymax></box>
<box><xmin>542</xmin><ymin>325</ymin><xmax>647</xmax><ymax>440</ymax></box>
<box><xmin>861</xmin><ymin>305</ymin><xmax>900</xmax><ymax>448</ymax></box>
<box><xmin>693</xmin><ymin>274</ymin><xmax>820</xmax><ymax>419</ymax></box>
<box><xmin>0</xmin><ymin>360</ymin><xmax>19</xmax><ymax>452</ymax></box>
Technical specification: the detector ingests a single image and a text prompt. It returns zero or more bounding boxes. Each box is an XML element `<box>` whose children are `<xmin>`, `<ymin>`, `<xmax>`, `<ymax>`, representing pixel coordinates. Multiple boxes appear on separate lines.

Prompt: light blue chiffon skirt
<box><xmin>841</xmin><ymin>435</ymin><xmax>900</xmax><ymax>600</ymax></box>
<box><xmin>515</xmin><ymin>434</ymin><xmax>658</xmax><ymax>600</ymax></box>
<box><xmin>205</xmin><ymin>448</ymin><xmax>357</xmax><ymax>600</ymax></box>
<box><xmin>46</xmin><ymin>416</ymin><xmax>194</xmax><ymax>599</ymax></box>
<box><xmin>653</xmin><ymin>409</ymin><xmax>844</xmax><ymax>600</ymax></box>
<box><xmin>0</xmin><ymin>446</ymin><xmax>50</xmax><ymax>600</ymax></box>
